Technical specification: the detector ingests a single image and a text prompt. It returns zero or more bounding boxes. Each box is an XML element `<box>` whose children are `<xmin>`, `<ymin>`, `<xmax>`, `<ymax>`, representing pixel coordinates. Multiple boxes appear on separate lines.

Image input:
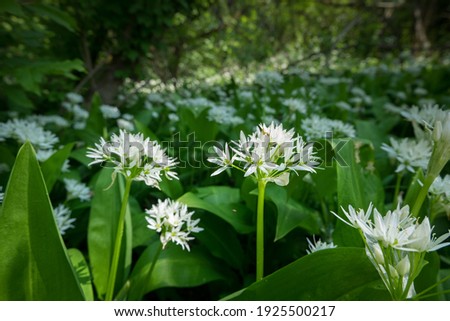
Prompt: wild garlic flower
<box><xmin>381</xmin><ymin>137</ymin><xmax>431</xmax><ymax>173</ymax></box>
<box><xmin>335</xmin><ymin>101</ymin><xmax>353</xmax><ymax>112</ymax></box>
<box><xmin>2</xmin><ymin>119</ymin><xmax>59</xmax><ymax>150</ymax></box>
<box><xmin>100</xmin><ymin>105</ymin><xmax>121</xmax><ymax>119</ymax></box>
<box><xmin>207</xmin><ymin>105</ymin><xmax>244</xmax><ymax>126</ymax></box>
<box><xmin>306</xmin><ymin>237</ymin><xmax>337</xmax><ymax>254</ymax></box>
<box><xmin>400</xmin><ymin>104</ymin><xmax>447</xmax><ymax>130</ymax></box>
<box><xmin>0</xmin><ymin>119</ymin><xmax>59</xmax><ymax>161</ymax></box>
<box><xmin>66</xmin><ymin>92</ymin><xmax>83</xmax><ymax>104</ymax></box>
<box><xmin>61</xmin><ymin>160</ymin><xmax>70</xmax><ymax>173</ymax></box>
<box><xmin>53</xmin><ymin>204</ymin><xmax>76</xmax><ymax>235</ymax></box>
<box><xmin>429</xmin><ymin>175</ymin><xmax>450</xmax><ymax>219</ymax></box>
<box><xmin>254</xmin><ymin>71</ymin><xmax>284</xmax><ymax>88</ymax></box>
<box><xmin>208</xmin><ymin>122</ymin><xmax>319</xmax><ymax>186</ymax></box>
<box><xmin>301</xmin><ymin>115</ymin><xmax>356</xmax><ymax>141</ymax></box>
<box><xmin>35</xmin><ymin>149</ymin><xmax>55</xmax><ymax>162</ymax></box>
<box><xmin>64</xmin><ymin>178</ymin><xmax>91</xmax><ymax>202</ymax></box>
<box><xmin>62</xmin><ymin>93</ymin><xmax>88</xmax><ymax>130</ymax></box>
<box><xmin>86</xmin><ymin>130</ymin><xmax>178</xmax><ymax>189</ymax></box>
<box><xmin>334</xmin><ymin>203</ymin><xmax>450</xmax><ymax>300</ymax></box>
<box><xmin>429</xmin><ymin>175</ymin><xmax>450</xmax><ymax>199</ymax></box>
<box><xmin>428</xmin><ymin>113</ymin><xmax>450</xmax><ymax>179</ymax></box>
<box><xmin>25</xmin><ymin>115</ymin><xmax>69</xmax><ymax>128</ymax></box>
<box><xmin>117</xmin><ymin>118</ymin><xmax>135</xmax><ymax>131</ymax></box>
<box><xmin>282</xmin><ymin>98</ymin><xmax>307</xmax><ymax>114</ymax></box>
<box><xmin>145</xmin><ymin>199</ymin><xmax>203</xmax><ymax>251</ymax></box>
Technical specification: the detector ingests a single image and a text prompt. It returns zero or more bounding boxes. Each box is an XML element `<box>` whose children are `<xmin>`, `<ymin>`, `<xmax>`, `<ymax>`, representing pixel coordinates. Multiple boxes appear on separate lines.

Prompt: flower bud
<box><xmin>427</xmin><ymin>113</ymin><xmax>450</xmax><ymax>179</ymax></box>
<box><xmin>395</xmin><ymin>256</ymin><xmax>410</xmax><ymax>276</ymax></box>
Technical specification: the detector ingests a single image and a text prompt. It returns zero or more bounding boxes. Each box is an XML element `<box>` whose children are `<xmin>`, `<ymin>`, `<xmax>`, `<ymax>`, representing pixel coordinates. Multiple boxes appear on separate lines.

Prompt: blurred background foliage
<box><xmin>1</xmin><ymin>0</ymin><xmax>449</xmax><ymax>112</ymax></box>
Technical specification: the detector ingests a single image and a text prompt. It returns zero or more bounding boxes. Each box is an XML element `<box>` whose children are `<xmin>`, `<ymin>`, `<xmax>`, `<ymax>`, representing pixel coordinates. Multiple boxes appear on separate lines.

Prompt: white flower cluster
<box><xmin>145</xmin><ymin>199</ymin><xmax>203</xmax><ymax>251</ymax></box>
<box><xmin>281</xmin><ymin>98</ymin><xmax>307</xmax><ymax>114</ymax></box>
<box><xmin>53</xmin><ymin>204</ymin><xmax>76</xmax><ymax>235</ymax></box>
<box><xmin>301</xmin><ymin>115</ymin><xmax>356</xmax><ymax>141</ymax></box>
<box><xmin>207</xmin><ymin>105</ymin><xmax>244</xmax><ymax>126</ymax></box>
<box><xmin>306</xmin><ymin>237</ymin><xmax>337</xmax><ymax>254</ymax></box>
<box><xmin>100</xmin><ymin>105</ymin><xmax>121</xmax><ymax>119</ymax></box>
<box><xmin>254</xmin><ymin>71</ymin><xmax>284</xmax><ymax>88</ymax></box>
<box><xmin>177</xmin><ymin>97</ymin><xmax>213</xmax><ymax>114</ymax></box>
<box><xmin>208</xmin><ymin>122</ymin><xmax>319</xmax><ymax>186</ymax></box>
<box><xmin>62</xmin><ymin>92</ymin><xmax>88</xmax><ymax>130</ymax></box>
<box><xmin>335</xmin><ymin>101</ymin><xmax>353</xmax><ymax>112</ymax></box>
<box><xmin>394</xmin><ymin>104</ymin><xmax>448</xmax><ymax>137</ymax></box>
<box><xmin>429</xmin><ymin>175</ymin><xmax>450</xmax><ymax>218</ymax></box>
<box><xmin>64</xmin><ymin>178</ymin><xmax>91</xmax><ymax>202</ymax></box>
<box><xmin>430</xmin><ymin>175</ymin><xmax>450</xmax><ymax>199</ymax></box>
<box><xmin>335</xmin><ymin>203</ymin><xmax>450</xmax><ymax>299</ymax></box>
<box><xmin>117</xmin><ymin>113</ymin><xmax>135</xmax><ymax>131</ymax></box>
<box><xmin>0</xmin><ymin>119</ymin><xmax>59</xmax><ymax>162</ymax></box>
<box><xmin>237</xmin><ymin>90</ymin><xmax>254</xmax><ymax>104</ymax></box>
<box><xmin>349</xmin><ymin>87</ymin><xmax>372</xmax><ymax>106</ymax></box>
<box><xmin>86</xmin><ymin>130</ymin><xmax>178</xmax><ymax>188</ymax></box>
<box><xmin>381</xmin><ymin>137</ymin><xmax>431</xmax><ymax>173</ymax></box>
<box><xmin>25</xmin><ymin>114</ymin><xmax>69</xmax><ymax>128</ymax></box>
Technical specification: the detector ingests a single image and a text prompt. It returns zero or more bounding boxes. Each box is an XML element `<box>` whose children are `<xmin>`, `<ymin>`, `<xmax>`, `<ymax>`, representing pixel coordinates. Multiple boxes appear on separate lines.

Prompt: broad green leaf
<box><xmin>334</xmin><ymin>139</ymin><xmax>384</xmax><ymax>246</ymax></box>
<box><xmin>178</xmin><ymin>107</ymin><xmax>219</xmax><ymax>141</ymax></box>
<box><xmin>195</xmin><ymin>214</ymin><xmax>245</xmax><ymax>271</ymax></box>
<box><xmin>0</xmin><ymin>0</ymin><xmax>23</xmax><ymax>15</ymax></box>
<box><xmin>41</xmin><ymin>143</ymin><xmax>74</xmax><ymax>192</ymax></box>
<box><xmin>0</xmin><ymin>142</ymin><xmax>84</xmax><ymax>300</ymax></box>
<box><xmin>438</xmin><ymin>269</ymin><xmax>450</xmax><ymax>300</ymax></box>
<box><xmin>13</xmin><ymin>60</ymin><xmax>85</xmax><ymax>95</ymax></box>
<box><xmin>68</xmin><ymin>249</ymin><xmax>93</xmax><ymax>301</ymax></box>
<box><xmin>415</xmin><ymin>252</ymin><xmax>440</xmax><ymax>300</ymax></box>
<box><xmin>134</xmin><ymin>119</ymin><xmax>159</xmax><ymax>141</ymax></box>
<box><xmin>130</xmin><ymin>196</ymin><xmax>157</xmax><ymax>248</ymax></box>
<box><xmin>159</xmin><ymin>175</ymin><xmax>184</xmax><ymax>199</ymax></box>
<box><xmin>128</xmin><ymin>243</ymin><xmax>227</xmax><ymax>299</ymax></box>
<box><xmin>88</xmin><ymin>169</ymin><xmax>132</xmax><ymax>299</ymax></box>
<box><xmin>85</xmin><ymin>93</ymin><xmax>105</xmax><ymax>136</ymax></box>
<box><xmin>228</xmin><ymin>248</ymin><xmax>390</xmax><ymax>300</ymax></box>
<box><xmin>178</xmin><ymin>186</ymin><xmax>254</xmax><ymax>234</ymax></box>
<box><xmin>265</xmin><ymin>185</ymin><xmax>321</xmax><ymax>241</ymax></box>
<box><xmin>27</xmin><ymin>4</ymin><xmax>78</xmax><ymax>32</ymax></box>
<box><xmin>70</xmin><ymin>147</ymin><xmax>91</xmax><ymax>167</ymax></box>
<box><xmin>355</xmin><ymin>120</ymin><xmax>387</xmax><ymax>148</ymax></box>
<box><xmin>404</xmin><ymin>169</ymin><xmax>425</xmax><ymax>209</ymax></box>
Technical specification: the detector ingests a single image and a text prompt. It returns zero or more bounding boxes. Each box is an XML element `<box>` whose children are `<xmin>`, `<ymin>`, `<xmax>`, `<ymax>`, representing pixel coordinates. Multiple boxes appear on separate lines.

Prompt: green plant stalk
<box><xmin>393</xmin><ymin>172</ymin><xmax>403</xmax><ymax>206</ymax></box>
<box><xmin>411</xmin><ymin>175</ymin><xmax>435</xmax><ymax>217</ymax></box>
<box><xmin>105</xmin><ymin>177</ymin><xmax>132</xmax><ymax>301</ymax></box>
<box><xmin>256</xmin><ymin>180</ymin><xmax>267</xmax><ymax>282</ymax></box>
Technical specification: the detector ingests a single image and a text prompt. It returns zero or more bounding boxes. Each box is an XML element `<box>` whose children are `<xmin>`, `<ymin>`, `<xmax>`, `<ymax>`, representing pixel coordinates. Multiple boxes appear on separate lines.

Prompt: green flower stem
<box><xmin>105</xmin><ymin>177</ymin><xmax>132</xmax><ymax>301</ymax></box>
<box><xmin>256</xmin><ymin>179</ymin><xmax>267</xmax><ymax>282</ymax></box>
<box><xmin>411</xmin><ymin>175</ymin><xmax>435</xmax><ymax>217</ymax></box>
<box><xmin>413</xmin><ymin>272</ymin><xmax>450</xmax><ymax>300</ymax></box>
<box><xmin>393</xmin><ymin>172</ymin><xmax>403</xmax><ymax>205</ymax></box>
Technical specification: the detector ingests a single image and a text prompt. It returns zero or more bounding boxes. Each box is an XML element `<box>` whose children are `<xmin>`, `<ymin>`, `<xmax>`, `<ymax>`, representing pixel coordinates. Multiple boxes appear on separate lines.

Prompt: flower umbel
<box><xmin>86</xmin><ymin>130</ymin><xmax>178</xmax><ymax>189</ymax></box>
<box><xmin>53</xmin><ymin>204</ymin><xmax>76</xmax><ymax>235</ymax></box>
<box><xmin>208</xmin><ymin>122</ymin><xmax>320</xmax><ymax>186</ymax></box>
<box><xmin>333</xmin><ymin>203</ymin><xmax>450</xmax><ymax>300</ymax></box>
<box><xmin>64</xmin><ymin>178</ymin><xmax>91</xmax><ymax>202</ymax></box>
<box><xmin>145</xmin><ymin>199</ymin><xmax>203</xmax><ymax>251</ymax></box>
<box><xmin>306</xmin><ymin>237</ymin><xmax>337</xmax><ymax>254</ymax></box>
<box><xmin>381</xmin><ymin>137</ymin><xmax>431</xmax><ymax>173</ymax></box>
